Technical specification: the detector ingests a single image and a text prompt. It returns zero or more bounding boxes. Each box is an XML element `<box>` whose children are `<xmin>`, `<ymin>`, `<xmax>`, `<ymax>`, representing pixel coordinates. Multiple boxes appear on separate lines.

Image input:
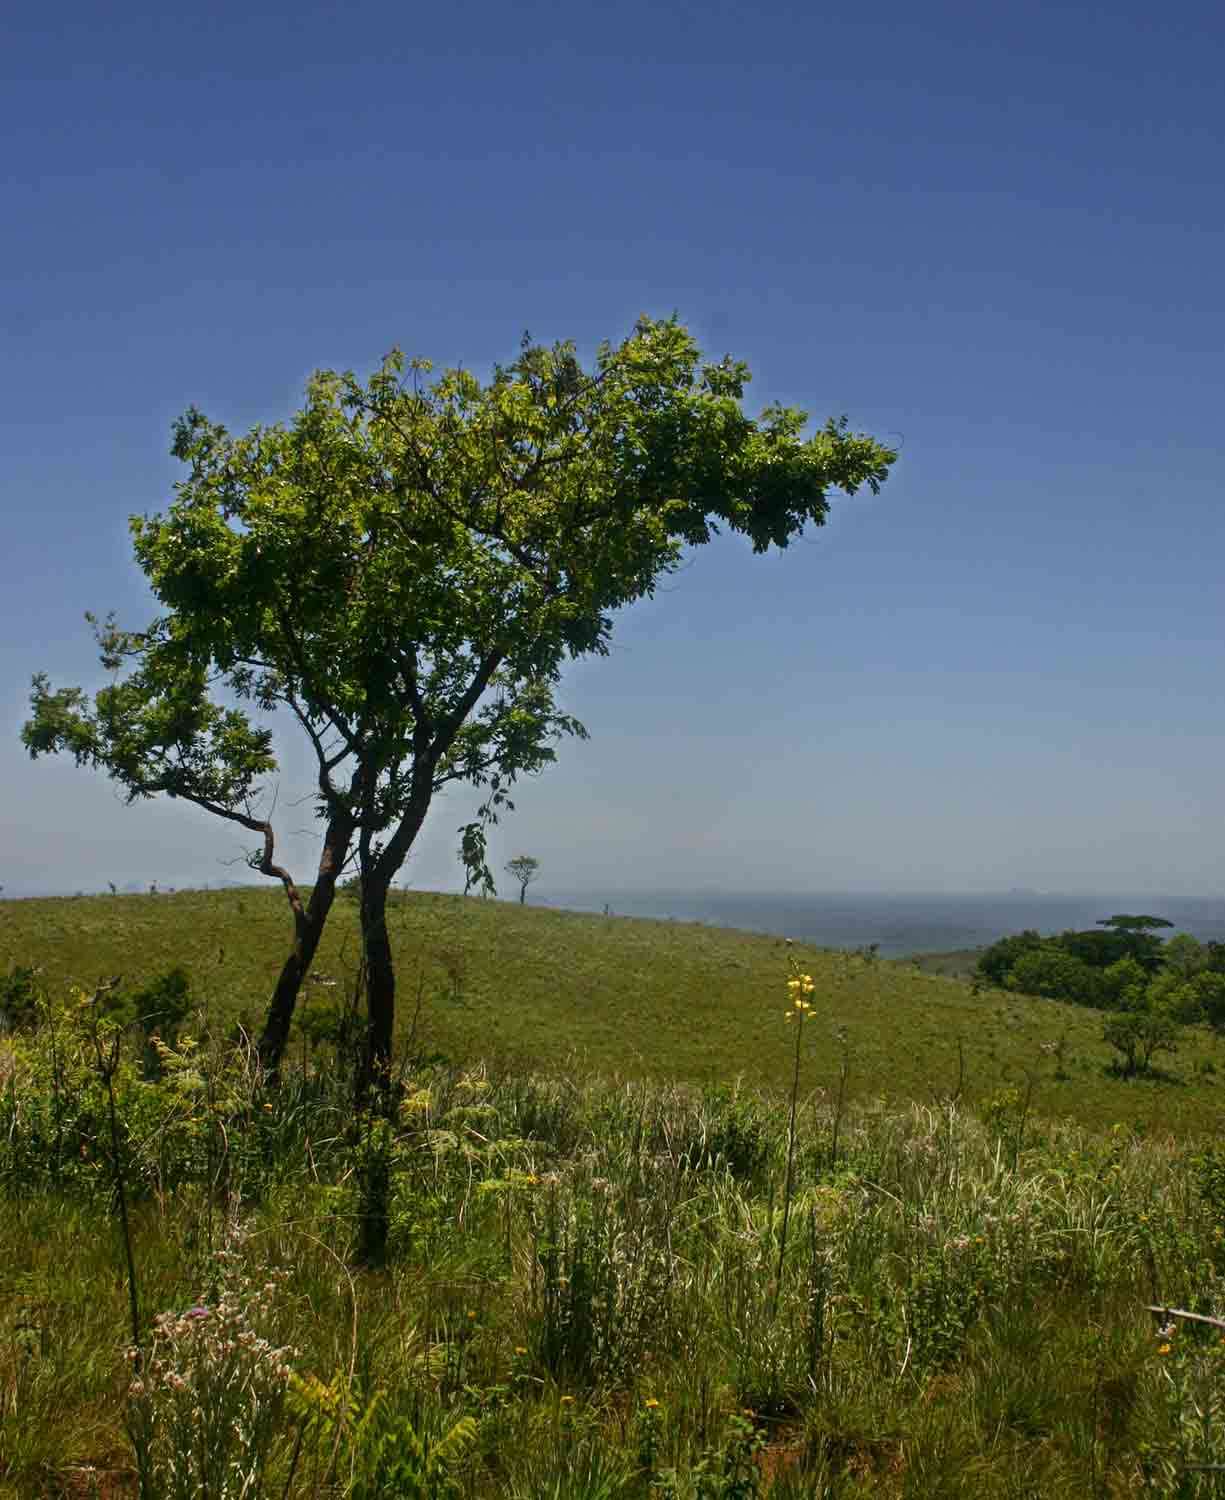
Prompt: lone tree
<box><xmin>1097</xmin><ymin>915</ymin><xmax>1174</xmax><ymax>936</ymax></box>
<box><xmin>1096</xmin><ymin>914</ymin><xmax>1174</xmax><ymax>973</ymax></box>
<box><xmin>23</xmin><ymin>317</ymin><xmax>895</xmax><ymax>1089</ymax></box>
<box><xmin>505</xmin><ymin>855</ymin><xmax>541</xmax><ymax>905</ymax></box>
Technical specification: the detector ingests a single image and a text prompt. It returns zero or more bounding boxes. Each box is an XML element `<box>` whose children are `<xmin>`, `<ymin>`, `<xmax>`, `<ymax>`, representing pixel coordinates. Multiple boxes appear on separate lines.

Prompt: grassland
<box><xmin>4</xmin><ymin>886</ymin><xmax>1225</xmax><ymax>1136</ymax></box>
<box><xmin>6</xmin><ymin>889</ymin><xmax>1225</xmax><ymax>1497</ymax></box>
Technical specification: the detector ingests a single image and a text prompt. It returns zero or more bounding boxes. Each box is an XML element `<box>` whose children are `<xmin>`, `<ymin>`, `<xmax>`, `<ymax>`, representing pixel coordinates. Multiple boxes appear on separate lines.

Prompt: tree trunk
<box><xmin>357</xmin><ymin>870</ymin><xmax>395</xmax><ymax>1102</ymax></box>
<box><xmin>257</xmin><ymin>811</ymin><xmax>354</xmax><ymax>1074</ymax></box>
<box><xmin>519</xmin><ymin>884</ymin><xmax>526</xmax><ymax>904</ymax></box>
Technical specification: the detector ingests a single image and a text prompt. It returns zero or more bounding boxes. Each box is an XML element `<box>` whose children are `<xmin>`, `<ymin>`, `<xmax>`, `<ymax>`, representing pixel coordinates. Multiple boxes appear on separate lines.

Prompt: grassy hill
<box><xmin>4</xmin><ymin>886</ymin><xmax>1224</xmax><ymax>1135</ymax></box>
<box><xmin>6</xmin><ymin>888</ymin><xmax>1225</xmax><ymax>1495</ymax></box>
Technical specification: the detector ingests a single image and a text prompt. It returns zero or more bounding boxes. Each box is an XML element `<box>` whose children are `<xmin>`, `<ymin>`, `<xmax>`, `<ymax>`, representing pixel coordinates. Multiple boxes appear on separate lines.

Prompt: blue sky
<box><xmin>2</xmin><ymin>0</ymin><xmax>1223</xmax><ymax>900</ymax></box>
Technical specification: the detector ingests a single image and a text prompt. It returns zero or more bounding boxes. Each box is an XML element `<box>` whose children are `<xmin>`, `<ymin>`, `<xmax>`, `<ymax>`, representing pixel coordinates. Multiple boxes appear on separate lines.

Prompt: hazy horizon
<box><xmin>5</xmin><ymin>870</ymin><xmax>1223</xmax><ymax>906</ymax></box>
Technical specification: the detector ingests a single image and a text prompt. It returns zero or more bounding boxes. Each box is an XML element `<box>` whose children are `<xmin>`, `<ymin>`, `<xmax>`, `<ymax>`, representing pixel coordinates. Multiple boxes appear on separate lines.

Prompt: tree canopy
<box><xmin>24</xmin><ymin>316</ymin><xmax>896</xmax><ymax>1088</ymax></box>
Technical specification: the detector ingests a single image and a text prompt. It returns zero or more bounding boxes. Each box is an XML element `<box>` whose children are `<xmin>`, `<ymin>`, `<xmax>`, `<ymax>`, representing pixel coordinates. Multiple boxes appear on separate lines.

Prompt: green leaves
<box><xmin>25</xmin><ymin>315</ymin><xmax>895</xmax><ymax>1063</ymax></box>
<box><xmin>124</xmin><ymin>315</ymin><xmax>893</xmax><ymax>870</ymax></box>
<box><xmin>24</xmin><ymin>665</ymin><xmax>276</xmax><ymax>817</ymax></box>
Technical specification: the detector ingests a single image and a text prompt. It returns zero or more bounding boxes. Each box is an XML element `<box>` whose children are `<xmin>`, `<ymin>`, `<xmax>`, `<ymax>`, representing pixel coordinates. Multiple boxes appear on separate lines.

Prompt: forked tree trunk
<box><xmin>257</xmin><ymin>811</ymin><xmax>354</xmax><ymax>1074</ymax></box>
<box><xmin>352</xmin><ymin>785</ymin><xmax>434</xmax><ymax>1103</ymax></box>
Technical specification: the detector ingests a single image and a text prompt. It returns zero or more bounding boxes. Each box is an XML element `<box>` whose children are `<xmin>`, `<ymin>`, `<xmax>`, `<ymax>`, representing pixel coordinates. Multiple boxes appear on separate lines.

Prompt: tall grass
<box><xmin>4</xmin><ymin>975</ymin><xmax>1225</xmax><ymax>1495</ymax></box>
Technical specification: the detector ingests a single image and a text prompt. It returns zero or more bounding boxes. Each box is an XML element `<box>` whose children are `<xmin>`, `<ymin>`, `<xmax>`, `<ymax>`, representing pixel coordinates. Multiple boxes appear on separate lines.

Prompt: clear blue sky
<box><xmin>3</xmin><ymin>0</ymin><xmax>1223</xmax><ymax>900</ymax></box>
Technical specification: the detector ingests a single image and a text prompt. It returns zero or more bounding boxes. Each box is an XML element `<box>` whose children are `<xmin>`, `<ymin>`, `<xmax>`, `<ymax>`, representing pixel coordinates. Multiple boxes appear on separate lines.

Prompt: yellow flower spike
<box><xmin>644</xmin><ymin>1397</ymin><xmax>660</xmax><ymax>1408</ymax></box>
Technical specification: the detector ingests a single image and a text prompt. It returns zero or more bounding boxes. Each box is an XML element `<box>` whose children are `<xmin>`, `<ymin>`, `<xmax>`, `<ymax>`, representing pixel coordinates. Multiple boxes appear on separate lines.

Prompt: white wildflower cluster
<box><xmin>126</xmin><ymin>1230</ymin><xmax>298</xmax><ymax>1499</ymax></box>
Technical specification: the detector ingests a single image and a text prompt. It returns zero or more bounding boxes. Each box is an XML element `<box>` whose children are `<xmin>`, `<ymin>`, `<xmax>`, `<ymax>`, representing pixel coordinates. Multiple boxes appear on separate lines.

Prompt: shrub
<box><xmin>976</xmin><ymin>931</ymin><xmax>1044</xmax><ymax>987</ymax></box>
<box><xmin>1102</xmin><ymin>1006</ymin><xmax>1181</xmax><ymax>1077</ymax></box>
<box><xmin>1100</xmin><ymin>956</ymin><xmax>1150</xmax><ymax>1011</ymax></box>
<box><xmin>1056</xmin><ymin>926</ymin><xmax>1143</xmax><ymax>970</ymax></box>
<box><xmin>691</xmin><ymin>1082</ymin><xmax>770</xmax><ymax>1180</ymax></box>
<box><xmin>114</xmin><ymin>966</ymin><xmax>194</xmax><ymax>1079</ymax></box>
<box><xmin>1006</xmin><ymin>946</ymin><xmax>1107</xmax><ymax>1008</ymax></box>
<box><xmin>1147</xmin><ymin>972</ymin><xmax>1206</xmax><ymax>1026</ymax></box>
<box><xmin>1192</xmin><ymin>972</ymin><xmax>1225</xmax><ymax>1031</ymax></box>
<box><xmin>0</xmin><ymin>965</ymin><xmax>42</xmax><ymax>1032</ymax></box>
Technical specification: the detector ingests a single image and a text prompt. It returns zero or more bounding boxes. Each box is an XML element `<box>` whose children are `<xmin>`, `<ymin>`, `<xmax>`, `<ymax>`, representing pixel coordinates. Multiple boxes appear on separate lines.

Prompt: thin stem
<box><xmin>95</xmin><ymin>1031</ymin><xmax>142</xmax><ymax>1368</ymax></box>
<box><xmin>775</xmin><ymin>1010</ymin><xmax>804</xmax><ymax>1309</ymax></box>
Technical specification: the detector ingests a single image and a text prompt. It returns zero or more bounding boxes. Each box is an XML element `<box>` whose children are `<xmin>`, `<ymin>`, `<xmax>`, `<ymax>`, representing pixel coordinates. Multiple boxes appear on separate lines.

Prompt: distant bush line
<box><xmin>976</xmin><ymin>916</ymin><xmax>1225</xmax><ymax>1077</ymax></box>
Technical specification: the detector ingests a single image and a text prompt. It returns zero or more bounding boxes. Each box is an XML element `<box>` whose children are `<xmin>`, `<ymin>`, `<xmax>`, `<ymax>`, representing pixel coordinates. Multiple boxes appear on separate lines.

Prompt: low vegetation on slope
<box><xmin>4</xmin><ymin>888</ymin><xmax>1225</xmax><ymax>1135</ymax></box>
<box><xmin>4</xmin><ymin>992</ymin><xmax>1225</xmax><ymax>1496</ymax></box>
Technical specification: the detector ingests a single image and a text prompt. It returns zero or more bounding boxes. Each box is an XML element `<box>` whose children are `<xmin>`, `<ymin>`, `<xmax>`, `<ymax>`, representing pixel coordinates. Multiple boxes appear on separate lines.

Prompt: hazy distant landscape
<box><xmin>553</xmin><ymin>889</ymin><xmax>1225</xmax><ymax>957</ymax></box>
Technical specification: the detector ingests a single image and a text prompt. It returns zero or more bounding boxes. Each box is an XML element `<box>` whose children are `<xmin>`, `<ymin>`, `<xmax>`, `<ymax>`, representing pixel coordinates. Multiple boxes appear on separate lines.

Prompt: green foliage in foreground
<box><xmin>7</xmin><ymin>887</ymin><xmax>1225</xmax><ymax>1134</ymax></box>
<box><xmin>5</xmin><ymin>994</ymin><xmax>1225</xmax><ymax>1497</ymax></box>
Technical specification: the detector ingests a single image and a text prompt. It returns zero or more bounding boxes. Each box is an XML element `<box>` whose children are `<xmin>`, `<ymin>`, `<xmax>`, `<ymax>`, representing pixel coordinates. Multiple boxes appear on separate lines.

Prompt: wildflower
<box><xmin>1158</xmin><ymin>1343</ymin><xmax>1172</xmax><ymax>1356</ymax></box>
<box><xmin>467</xmin><ymin>1310</ymin><xmax>477</xmax><ymax>1320</ymax></box>
<box><xmin>560</xmin><ymin>1395</ymin><xmax>575</xmax><ymax>1405</ymax></box>
<box><xmin>185</xmin><ymin>1306</ymin><xmax>209</xmax><ymax>1320</ymax></box>
<box><xmin>644</xmin><ymin>1397</ymin><xmax>660</xmax><ymax>1409</ymax></box>
<box><xmin>514</xmin><ymin>1346</ymin><xmax>527</xmax><ymax>1356</ymax></box>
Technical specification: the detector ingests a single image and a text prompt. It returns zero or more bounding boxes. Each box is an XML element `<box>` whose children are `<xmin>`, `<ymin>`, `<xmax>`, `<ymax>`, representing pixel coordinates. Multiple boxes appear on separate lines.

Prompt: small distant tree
<box><xmin>1098</xmin><ymin>914</ymin><xmax>1175</xmax><ymax>935</ymax></box>
<box><xmin>505</xmin><ymin>855</ymin><xmax>541</xmax><ymax>905</ymax></box>
<box><xmin>1096</xmin><ymin>914</ymin><xmax>1173</xmax><ymax>973</ymax></box>
<box><xmin>1102</xmin><ymin>1005</ymin><xmax>1181</xmax><ymax>1078</ymax></box>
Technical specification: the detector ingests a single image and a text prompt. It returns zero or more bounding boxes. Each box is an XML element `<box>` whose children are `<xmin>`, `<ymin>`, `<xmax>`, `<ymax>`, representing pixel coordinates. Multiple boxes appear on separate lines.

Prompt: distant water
<box><xmin>547</xmin><ymin>891</ymin><xmax>1225</xmax><ymax>958</ymax></box>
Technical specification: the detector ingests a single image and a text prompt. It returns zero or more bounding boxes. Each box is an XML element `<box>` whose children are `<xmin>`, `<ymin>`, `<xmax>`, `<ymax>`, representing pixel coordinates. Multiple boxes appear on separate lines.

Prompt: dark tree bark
<box><xmin>257</xmin><ymin>807</ymin><xmax>354</xmax><ymax>1073</ymax></box>
<box><xmin>353</xmin><ymin>771</ymin><xmax>436</xmax><ymax>1101</ymax></box>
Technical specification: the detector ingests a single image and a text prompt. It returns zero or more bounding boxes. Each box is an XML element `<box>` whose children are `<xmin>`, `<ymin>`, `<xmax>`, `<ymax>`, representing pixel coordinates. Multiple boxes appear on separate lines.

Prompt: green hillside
<box><xmin>3</xmin><ymin>886</ymin><xmax>1224</xmax><ymax>1134</ymax></box>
